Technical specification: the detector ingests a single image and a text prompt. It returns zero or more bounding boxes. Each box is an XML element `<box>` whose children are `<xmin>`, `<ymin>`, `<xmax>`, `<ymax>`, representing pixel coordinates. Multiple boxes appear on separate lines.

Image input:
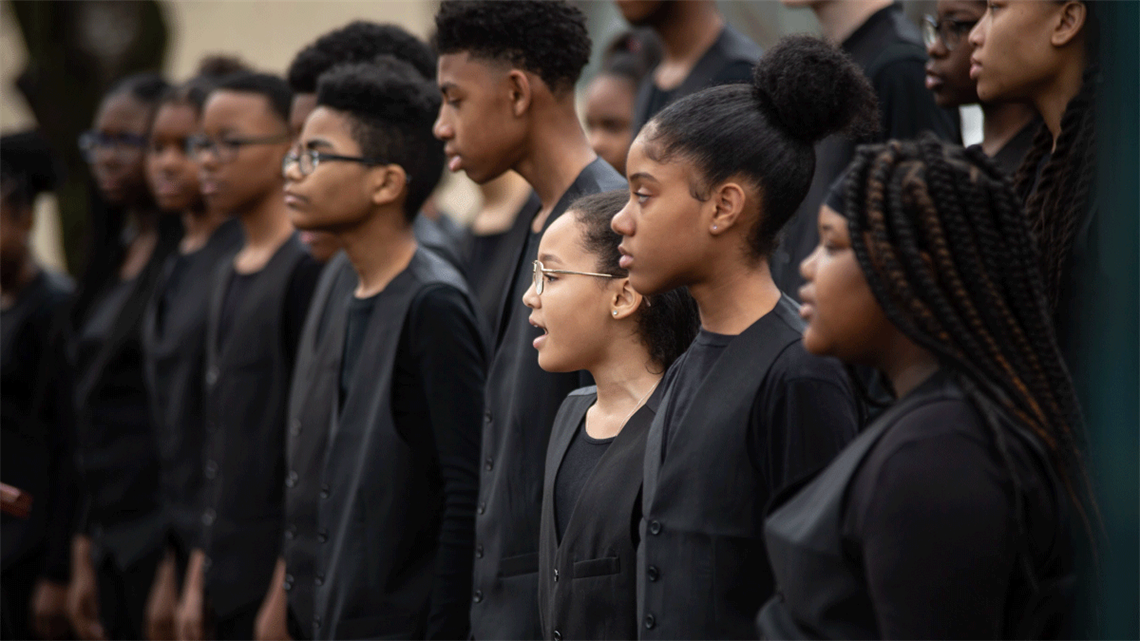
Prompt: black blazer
<box><xmin>199</xmin><ymin>234</ymin><xmax>310</xmax><ymax>618</ymax></box>
<box><xmin>312</xmin><ymin>248</ymin><xmax>482</xmax><ymax>640</ymax></box>
<box><xmin>471</xmin><ymin>158</ymin><xmax>626</xmax><ymax>640</ymax></box>
<box><xmin>638</xmin><ymin>298</ymin><xmax>804</xmax><ymax>640</ymax></box>
<box><xmin>283</xmin><ymin>251</ymin><xmax>356</xmax><ymax>636</ymax></box>
<box><xmin>538</xmin><ymin>386</ymin><xmax>658</xmax><ymax>641</ymax></box>
<box><xmin>142</xmin><ymin>219</ymin><xmax>242</xmax><ymax>555</ymax></box>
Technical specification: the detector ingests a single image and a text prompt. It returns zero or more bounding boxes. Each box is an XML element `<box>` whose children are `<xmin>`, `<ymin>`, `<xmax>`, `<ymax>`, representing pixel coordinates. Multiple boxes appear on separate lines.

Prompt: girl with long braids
<box><xmin>610</xmin><ymin>35</ymin><xmax>871</xmax><ymax>638</ymax></box>
<box><xmin>757</xmin><ymin>134</ymin><xmax>1090</xmax><ymax>639</ymax></box>
<box><xmin>967</xmin><ymin>1</ymin><xmax>1096</xmax><ymax>362</ymax></box>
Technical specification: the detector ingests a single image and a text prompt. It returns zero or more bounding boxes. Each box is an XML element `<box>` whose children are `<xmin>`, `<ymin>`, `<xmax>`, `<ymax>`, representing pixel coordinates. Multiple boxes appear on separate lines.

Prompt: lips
<box><xmin>618</xmin><ymin>244</ymin><xmax>633</xmax><ymax>269</ymax></box>
<box><xmin>445</xmin><ymin>149</ymin><xmax>462</xmax><ymax>172</ymax></box>
<box><xmin>925</xmin><ymin>71</ymin><xmax>943</xmax><ymax>91</ymax></box>
<box><xmin>283</xmin><ymin>190</ymin><xmax>307</xmax><ymax>209</ymax></box>
<box><xmin>528</xmin><ymin>314</ymin><xmax>548</xmax><ymax>349</ymax></box>
<box><xmin>969</xmin><ymin>57</ymin><xmax>982</xmax><ymax>80</ymax></box>
<box><xmin>798</xmin><ymin>286</ymin><xmax>815</xmax><ymax>320</ymax></box>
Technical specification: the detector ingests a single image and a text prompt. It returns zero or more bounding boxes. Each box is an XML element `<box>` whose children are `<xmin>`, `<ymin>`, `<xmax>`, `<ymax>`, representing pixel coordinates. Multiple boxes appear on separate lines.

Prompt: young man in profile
<box><xmin>432</xmin><ymin>2</ymin><xmax>626</xmax><ymax>637</ymax></box>
<box><xmin>175</xmin><ymin>72</ymin><xmax>320</xmax><ymax>641</ymax></box>
<box><xmin>283</xmin><ymin>56</ymin><xmax>484</xmax><ymax>640</ymax></box>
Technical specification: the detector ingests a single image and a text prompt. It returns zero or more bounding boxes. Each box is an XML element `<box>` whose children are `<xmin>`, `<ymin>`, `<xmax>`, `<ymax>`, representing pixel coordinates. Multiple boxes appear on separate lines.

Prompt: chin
<box><xmin>537</xmin><ymin>351</ymin><xmax>577</xmax><ymax>374</ymax></box>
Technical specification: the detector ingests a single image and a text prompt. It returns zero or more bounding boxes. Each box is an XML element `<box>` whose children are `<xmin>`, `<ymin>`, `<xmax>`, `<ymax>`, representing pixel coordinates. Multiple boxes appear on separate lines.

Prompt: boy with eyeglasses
<box><xmin>282</xmin><ymin>56</ymin><xmax>484</xmax><ymax>640</ymax></box>
<box><xmin>771</xmin><ymin>0</ymin><xmax>960</xmax><ymax>299</ymax></box>
<box><xmin>175</xmin><ymin>71</ymin><xmax>321</xmax><ymax>641</ymax></box>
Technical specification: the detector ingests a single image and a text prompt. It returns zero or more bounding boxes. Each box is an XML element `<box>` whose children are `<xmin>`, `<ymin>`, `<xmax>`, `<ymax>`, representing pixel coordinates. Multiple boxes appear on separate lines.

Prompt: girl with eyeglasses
<box><xmin>138</xmin><ymin>56</ymin><xmax>248</xmax><ymax>640</ymax></box>
<box><xmin>922</xmin><ymin>0</ymin><xmax>1039</xmax><ymax>176</ymax></box>
<box><xmin>757</xmin><ymin>135</ymin><xmax>1091</xmax><ymax>639</ymax></box>
<box><xmin>521</xmin><ymin>190</ymin><xmax>697</xmax><ymax>641</ymax></box>
<box><xmin>609</xmin><ymin>36</ymin><xmax>870</xmax><ymax>638</ymax></box>
<box><xmin>65</xmin><ymin>73</ymin><xmax>183</xmax><ymax>641</ymax></box>
<box><xmin>967</xmin><ymin>1</ymin><xmax>1097</xmax><ymax>357</ymax></box>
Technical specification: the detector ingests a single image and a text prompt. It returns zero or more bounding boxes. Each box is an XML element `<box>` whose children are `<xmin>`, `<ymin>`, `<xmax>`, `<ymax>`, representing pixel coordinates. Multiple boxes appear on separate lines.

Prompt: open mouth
<box><xmin>528</xmin><ymin>315</ymin><xmax>548</xmax><ymax>349</ymax></box>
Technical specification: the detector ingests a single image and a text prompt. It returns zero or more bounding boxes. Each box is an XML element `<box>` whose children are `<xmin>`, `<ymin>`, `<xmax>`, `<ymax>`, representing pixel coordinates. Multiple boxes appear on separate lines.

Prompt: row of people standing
<box><xmin>1</xmin><ymin>0</ymin><xmax>1102</xmax><ymax>640</ymax></box>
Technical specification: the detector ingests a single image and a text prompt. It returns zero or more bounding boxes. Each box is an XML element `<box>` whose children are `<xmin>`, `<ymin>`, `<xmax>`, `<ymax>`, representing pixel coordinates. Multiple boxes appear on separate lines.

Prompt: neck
<box><xmin>181</xmin><ymin>206</ymin><xmax>228</xmax><ymax>254</ymax></box>
<box><xmin>339</xmin><ymin>208</ymin><xmax>418</xmax><ymax>298</ymax></box>
<box><xmin>472</xmin><ymin>171</ymin><xmax>533</xmax><ymax>235</ymax></box>
<box><xmin>979</xmin><ymin>101</ymin><xmax>1039</xmax><ymax>156</ymax></box>
<box><xmin>1034</xmin><ymin>52</ymin><xmax>1086</xmax><ymax>149</ymax></box>
<box><xmin>128</xmin><ymin>206</ymin><xmax>158</xmax><ymax>235</ymax></box>
<box><xmin>688</xmin><ymin>255</ymin><xmax>782</xmax><ymax>335</ymax></box>
<box><xmin>812</xmin><ymin>0</ymin><xmax>893</xmax><ymax>43</ymax></box>
<box><xmin>881</xmin><ymin>350</ymin><xmax>940</xmax><ymax>399</ymax></box>
<box><xmin>512</xmin><ymin>103</ymin><xmax>597</xmax><ymax>229</ymax></box>
<box><xmin>586</xmin><ymin>340</ymin><xmax>661</xmax><ymax>438</ymax></box>
<box><xmin>656</xmin><ymin>1</ymin><xmax>724</xmax><ymax>65</ymax></box>
<box><xmin>237</xmin><ymin>192</ymin><xmax>294</xmax><ymax>250</ymax></box>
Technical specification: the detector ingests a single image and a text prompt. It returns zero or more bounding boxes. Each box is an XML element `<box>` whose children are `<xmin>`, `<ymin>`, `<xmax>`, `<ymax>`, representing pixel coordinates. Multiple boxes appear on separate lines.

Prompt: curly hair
<box><xmin>841</xmin><ymin>133</ymin><xmax>1097</xmax><ymax>558</ymax></box>
<box><xmin>568</xmin><ymin>190</ymin><xmax>700</xmax><ymax>372</ymax></box>
<box><xmin>644</xmin><ymin>35</ymin><xmax>878</xmax><ymax>261</ymax></box>
<box><xmin>433</xmin><ymin>0</ymin><xmax>591</xmax><ymax>93</ymax></box>
<box><xmin>600</xmin><ymin>28</ymin><xmax>662</xmax><ymax>85</ymax></box>
<box><xmin>210</xmin><ymin>71</ymin><xmax>292</xmax><ymax>124</ymax></box>
<box><xmin>316</xmin><ymin>56</ymin><xmax>444</xmax><ymax>219</ymax></box>
<box><xmin>288</xmin><ymin>21</ymin><xmax>436</xmax><ymax>94</ymax></box>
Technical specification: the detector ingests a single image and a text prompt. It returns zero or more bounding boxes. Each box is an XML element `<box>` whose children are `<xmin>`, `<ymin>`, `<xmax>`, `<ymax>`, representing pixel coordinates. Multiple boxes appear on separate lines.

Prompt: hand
<box><xmin>145</xmin><ymin>550</ymin><xmax>178</xmax><ymax>640</ymax></box>
<box><xmin>66</xmin><ymin>536</ymin><xmax>106</xmax><ymax>641</ymax></box>
<box><xmin>31</xmin><ymin>579</ymin><xmax>72</xmax><ymax>640</ymax></box>
<box><xmin>175</xmin><ymin>550</ymin><xmax>207</xmax><ymax>641</ymax></box>
<box><xmin>253</xmin><ymin>559</ymin><xmax>291</xmax><ymax>640</ymax></box>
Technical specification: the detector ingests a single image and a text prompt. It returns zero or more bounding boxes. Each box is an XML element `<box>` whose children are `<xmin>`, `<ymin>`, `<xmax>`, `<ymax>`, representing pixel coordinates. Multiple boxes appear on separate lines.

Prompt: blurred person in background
<box><xmin>772</xmin><ymin>0</ymin><xmax>960</xmax><ymax>299</ymax></box>
<box><xmin>139</xmin><ymin>55</ymin><xmax>248</xmax><ymax>640</ymax></box>
<box><xmin>616</xmin><ymin>0</ymin><xmax>761</xmax><ymax>135</ymax></box>
<box><xmin>584</xmin><ymin>29</ymin><xmax>662</xmax><ymax>176</ymax></box>
<box><xmin>175</xmin><ymin>72</ymin><xmax>320</xmax><ymax>641</ymax></box>
<box><xmin>1</xmin><ymin>131</ymin><xmax>75</xmax><ymax>640</ymax></box>
<box><xmin>922</xmin><ymin>0</ymin><xmax>1038</xmax><ymax>175</ymax></box>
<box><xmin>65</xmin><ymin>73</ymin><xmax>182</xmax><ymax>641</ymax></box>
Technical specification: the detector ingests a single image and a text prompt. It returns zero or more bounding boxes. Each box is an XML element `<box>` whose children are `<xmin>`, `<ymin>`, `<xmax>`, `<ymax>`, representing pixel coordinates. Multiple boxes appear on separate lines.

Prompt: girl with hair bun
<box><xmin>758</xmin><ymin>134</ymin><xmax>1089</xmax><ymax>639</ymax></box>
<box><xmin>524</xmin><ymin>190</ymin><xmax>698</xmax><ymax>641</ymax></box>
<box><xmin>610</xmin><ymin>35</ymin><xmax>873</xmax><ymax>638</ymax></box>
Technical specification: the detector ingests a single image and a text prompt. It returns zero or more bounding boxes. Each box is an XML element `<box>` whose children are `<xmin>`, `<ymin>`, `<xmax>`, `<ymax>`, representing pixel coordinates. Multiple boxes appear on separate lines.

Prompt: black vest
<box><xmin>471</xmin><ymin>158</ymin><xmax>626</xmax><ymax>640</ymax></box>
<box><xmin>638</xmin><ymin>297</ymin><xmax>804</xmax><ymax>639</ymax></box>
<box><xmin>538</xmin><ymin>386</ymin><xmax>658</xmax><ymax>641</ymax></box>
<box><xmin>284</xmin><ymin>251</ymin><xmax>355</xmax><ymax>636</ymax></box>
<box><xmin>142</xmin><ymin>219</ymin><xmax>243</xmax><ymax>554</ymax></box>
<box><xmin>311</xmin><ymin>248</ymin><xmax>477</xmax><ymax>639</ymax></box>
<box><xmin>757</xmin><ymin>373</ymin><xmax>1074</xmax><ymax>639</ymax></box>
<box><xmin>200</xmin><ymin>234</ymin><xmax>308</xmax><ymax>618</ymax></box>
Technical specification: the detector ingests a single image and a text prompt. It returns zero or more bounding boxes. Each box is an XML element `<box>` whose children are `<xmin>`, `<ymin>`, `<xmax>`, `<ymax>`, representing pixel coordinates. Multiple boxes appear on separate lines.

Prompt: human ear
<box><xmin>507</xmin><ymin>70</ymin><xmax>533</xmax><ymax>118</ymax></box>
<box><xmin>708</xmin><ymin>181</ymin><xmax>748</xmax><ymax>235</ymax></box>
<box><xmin>370</xmin><ymin>165</ymin><xmax>409</xmax><ymax>208</ymax></box>
<box><xmin>610</xmin><ymin>277</ymin><xmax>643</xmax><ymax>320</ymax></box>
<box><xmin>1052</xmin><ymin>1</ymin><xmax>1087</xmax><ymax>47</ymax></box>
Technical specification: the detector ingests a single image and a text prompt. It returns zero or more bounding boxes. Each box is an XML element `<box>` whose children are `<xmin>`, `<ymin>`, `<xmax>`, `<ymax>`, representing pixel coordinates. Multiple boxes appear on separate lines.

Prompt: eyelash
<box><xmin>634</xmin><ymin>191</ymin><xmax>650</xmax><ymax>204</ymax></box>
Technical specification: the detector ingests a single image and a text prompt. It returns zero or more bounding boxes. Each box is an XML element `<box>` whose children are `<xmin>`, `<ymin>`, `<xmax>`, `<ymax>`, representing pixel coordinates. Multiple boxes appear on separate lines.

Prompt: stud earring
<box><xmin>612</xmin><ymin>311</ymin><xmax>618</xmax><ymax>317</ymax></box>
<box><xmin>712</xmin><ymin>225</ymin><xmax>718</xmax><ymax>231</ymax></box>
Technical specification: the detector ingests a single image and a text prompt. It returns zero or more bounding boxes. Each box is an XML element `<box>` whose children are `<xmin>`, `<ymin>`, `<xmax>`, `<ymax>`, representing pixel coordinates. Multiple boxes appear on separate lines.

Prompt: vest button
<box><xmin>477</xmin><ymin>502</ymin><xmax>486</xmax><ymax>515</ymax></box>
<box><xmin>647</xmin><ymin>565</ymin><xmax>659</xmax><ymax>582</ymax></box>
<box><xmin>318</xmin><ymin>529</ymin><xmax>328</xmax><ymax>544</ymax></box>
<box><xmin>484</xmin><ymin>410</ymin><xmax>493</xmax><ymax>423</ymax></box>
<box><xmin>284</xmin><ymin>525</ymin><xmax>296</xmax><ymax>540</ymax></box>
<box><xmin>315</xmin><ymin>573</ymin><xmax>324</xmax><ymax>587</ymax></box>
<box><xmin>283</xmin><ymin>574</ymin><xmax>294</xmax><ymax>592</ymax></box>
<box><xmin>644</xmin><ymin>614</ymin><xmax>656</xmax><ymax>630</ymax></box>
<box><xmin>205</xmin><ymin>367</ymin><xmax>219</xmax><ymax>386</ymax></box>
<box><xmin>201</xmin><ymin>508</ymin><xmax>216</xmax><ymax>526</ymax></box>
<box><xmin>290</xmin><ymin>419</ymin><xmax>301</xmax><ymax>436</ymax></box>
<box><xmin>313</xmin><ymin>616</ymin><xmax>321</xmax><ymax>629</ymax></box>
<box><xmin>553</xmin><ymin>568</ymin><xmax>559</xmax><ymax>582</ymax></box>
<box><xmin>472</xmin><ymin>589</ymin><xmax>483</xmax><ymax>603</ymax></box>
<box><xmin>320</xmin><ymin>484</ymin><xmax>330</xmax><ymax>499</ymax></box>
<box><xmin>203</xmin><ymin>460</ymin><xmax>218</xmax><ymax>479</ymax></box>
<box><xmin>484</xmin><ymin>458</ymin><xmax>494</xmax><ymax>471</ymax></box>
<box><xmin>475</xmin><ymin>544</ymin><xmax>483</xmax><ymax>559</ymax></box>
<box><xmin>553</xmin><ymin>631</ymin><xmax>562</xmax><ymax>640</ymax></box>
<box><xmin>648</xmin><ymin>520</ymin><xmax>662</xmax><ymax>535</ymax></box>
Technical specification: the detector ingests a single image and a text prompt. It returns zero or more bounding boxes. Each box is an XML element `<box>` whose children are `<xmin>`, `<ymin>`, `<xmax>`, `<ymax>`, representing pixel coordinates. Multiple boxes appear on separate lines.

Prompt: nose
<box><xmin>800</xmin><ymin>244</ymin><xmax>821</xmax><ymax>281</ymax></box>
<box><xmin>612</xmin><ymin>199</ymin><xmax>634</xmax><ymax>236</ymax></box>
<box><xmin>968</xmin><ymin>15</ymin><xmax>985</xmax><ymax>48</ymax></box>
<box><xmin>926</xmin><ymin>34</ymin><xmax>947</xmax><ymax>58</ymax></box>
<box><xmin>522</xmin><ymin>277</ymin><xmax>540</xmax><ymax>309</ymax></box>
<box><xmin>433</xmin><ymin>111</ymin><xmax>452</xmax><ymax>141</ymax></box>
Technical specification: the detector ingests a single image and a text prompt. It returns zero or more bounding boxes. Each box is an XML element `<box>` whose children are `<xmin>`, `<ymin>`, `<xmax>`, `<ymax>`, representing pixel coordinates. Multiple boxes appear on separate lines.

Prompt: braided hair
<box><xmin>840</xmin><ymin>133</ymin><xmax>1097</xmax><ymax>562</ymax></box>
<box><xmin>1011</xmin><ymin>65</ymin><xmax>1098</xmax><ymax>312</ymax></box>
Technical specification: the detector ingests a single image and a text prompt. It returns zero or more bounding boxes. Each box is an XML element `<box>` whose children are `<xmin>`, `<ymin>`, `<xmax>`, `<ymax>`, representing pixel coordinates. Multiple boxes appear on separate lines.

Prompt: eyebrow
<box><xmin>538</xmin><ymin>252</ymin><xmax>562</xmax><ymax>264</ymax></box>
<box><xmin>303</xmin><ymin>138</ymin><xmax>334</xmax><ymax>150</ymax></box>
<box><xmin>629</xmin><ymin>172</ymin><xmax>658</xmax><ymax>184</ymax></box>
<box><xmin>439</xmin><ymin>82</ymin><xmax>458</xmax><ymax>94</ymax></box>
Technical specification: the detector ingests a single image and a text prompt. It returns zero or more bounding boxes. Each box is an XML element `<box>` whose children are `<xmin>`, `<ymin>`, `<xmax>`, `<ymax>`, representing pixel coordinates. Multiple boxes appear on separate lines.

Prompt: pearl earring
<box><xmin>612</xmin><ymin>311</ymin><xmax>618</xmax><ymax>317</ymax></box>
<box><xmin>712</xmin><ymin>225</ymin><xmax>718</xmax><ymax>231</ymax></box>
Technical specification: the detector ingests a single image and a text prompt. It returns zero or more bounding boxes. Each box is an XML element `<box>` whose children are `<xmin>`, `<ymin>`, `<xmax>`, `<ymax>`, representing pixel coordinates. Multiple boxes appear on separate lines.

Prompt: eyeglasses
<box><xmin>531</xmin><ymin>259</ymin><xmax>615</xmax><ymax>296</ymax></box>
<box><xmin>78</xmin><ymin>131</ymin><xmax>148</xmax><ymax>163</ymax></box>
<box><xmin>281</xmin><ymin>148</ymin><xmax>398</xmax><ymax>179</ymax></box>
<box><xmin>922</xmin><ymin>15</ymin><xmax>979</xmax><ymax>52</ymax></box>
<box><xmin>186</xmin><ymin>132</ymin><xmax>291</xmax><ymax>163</ymax></box>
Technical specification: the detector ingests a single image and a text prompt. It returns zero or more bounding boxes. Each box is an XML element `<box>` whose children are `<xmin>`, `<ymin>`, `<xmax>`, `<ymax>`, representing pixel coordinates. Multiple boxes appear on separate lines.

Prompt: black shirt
<box><xmin>218</xmin><ymin>255</ymin><xmax>321</xmax><ymax>366</ymax></box>
<box><xmin>987</xmin><ymin>118</ymin><xmax>1042</xmax><ymax>177</ymax></box>
<box><xmin>633</xmin><ymin>25</ymin><xmax>762</xmax><ymax>134</ymax></box>
<box><xmin>463</xmin><ymin>191</ymin><xmax>540</xmax><ymax>332</ymax></box>
<box><xmin>553</xmin><ymin>419</ymin><xmax>614</xmax><ymax>541</ymax></box>
<box><xmin>659</xmin><ymin>326</ymin><xmax>858</xmax><ymax>483</ymax></box>
<box><xmin>339</xmin><ymin>292</ymin><xmax>378</xmax><ymax>406</ymax></box>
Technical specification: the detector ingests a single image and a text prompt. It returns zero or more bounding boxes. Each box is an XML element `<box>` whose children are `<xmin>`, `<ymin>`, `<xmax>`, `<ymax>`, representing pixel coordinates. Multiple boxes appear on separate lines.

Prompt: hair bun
<box><xmin>751</xmin><ymin>35</ymin><xmax>878</xmax><ymax>145</ymax></box>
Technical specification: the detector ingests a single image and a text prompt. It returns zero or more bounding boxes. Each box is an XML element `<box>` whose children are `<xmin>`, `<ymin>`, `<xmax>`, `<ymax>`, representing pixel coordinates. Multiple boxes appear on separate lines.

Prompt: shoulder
<box><xmin>766</xmin><ymin>338</ymin><xmax>850</xmax><ymax>390</ymax></box>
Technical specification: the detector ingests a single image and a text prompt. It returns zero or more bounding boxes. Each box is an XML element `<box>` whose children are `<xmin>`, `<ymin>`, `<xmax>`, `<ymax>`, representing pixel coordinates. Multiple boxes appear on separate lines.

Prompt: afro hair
<box><xmin>433</xmin><ymin>0</ymin><xmax>591</xmax><ymax>92</ymax></box>
<box><xmin>288</xmin><ymin>21</ymin><xmax>436</xmax><ymax>94</ymax></box>
<box><xmin>316</xmin><ymin>56</ymin><xmax>444</xmax><ymax>219</ymax></box>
